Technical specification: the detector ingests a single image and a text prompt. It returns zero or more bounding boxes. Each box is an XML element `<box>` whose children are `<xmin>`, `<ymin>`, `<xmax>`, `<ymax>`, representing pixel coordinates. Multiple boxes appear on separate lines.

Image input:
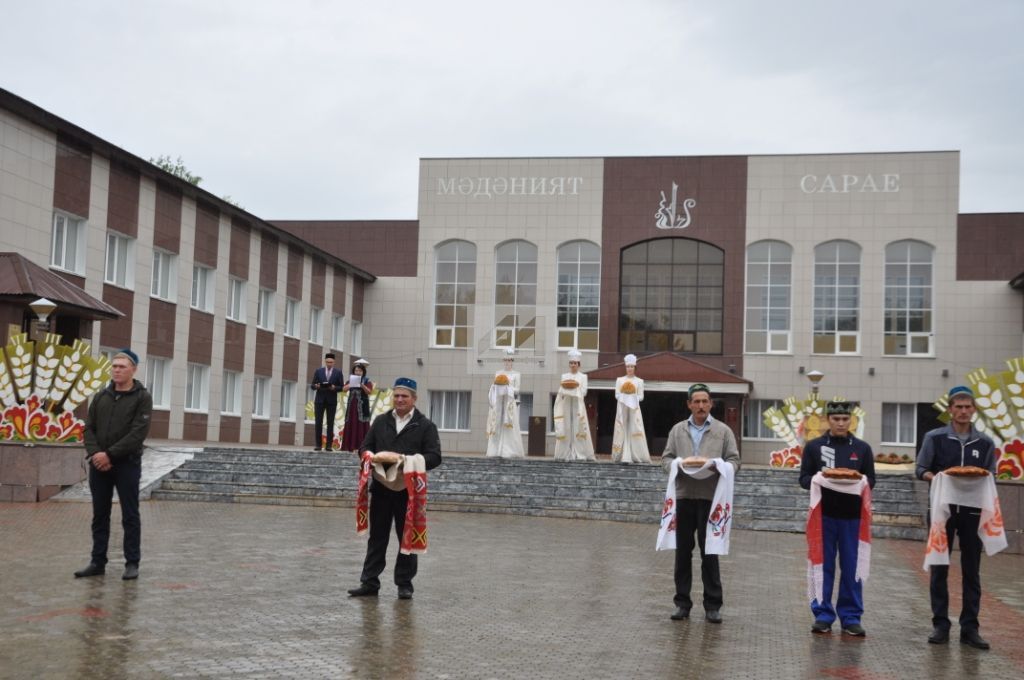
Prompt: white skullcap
<box><xmin>624</xmin><ymin>354</ymin><xmax>637</xmax><ymax>366</ymax></box>
<box><xmin>567</xmin><ymin>349</ymin><xmax>582</xmax><ymax>361</ymax></box>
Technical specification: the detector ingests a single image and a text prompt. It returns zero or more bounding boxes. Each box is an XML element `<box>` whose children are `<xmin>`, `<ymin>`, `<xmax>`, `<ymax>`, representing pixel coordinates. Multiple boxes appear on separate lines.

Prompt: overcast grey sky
<box><xmin>2</xmin><ymin>1</ymin><xmax>1022</xmax><ymax>219</ymax></box>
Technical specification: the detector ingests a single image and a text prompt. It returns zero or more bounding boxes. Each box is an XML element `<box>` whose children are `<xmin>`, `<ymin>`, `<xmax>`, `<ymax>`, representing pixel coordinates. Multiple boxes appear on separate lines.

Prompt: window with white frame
<box><xmin>185</xmin><ymin>363</ymin><xmax>210</xmax><ymax>411</ymax></box>
<box><xmin>145</xmin><ymin>357</ymin><xmax>171</xmax><ymax>408</ymax></box>
<box><xmin>104</xmin><ymin>233</ymin><xmax>135</xmax><ymax>288</ymax></box>
<box><xmin>51</xmin><ymin>212</ymin><xmax>86</xmax><ymax>274</ymax></box>
<box><xmin>221</xmin><ymin>371</ymin><xmax>241</xmax><ymax>414</ymax></box>
<box><xmin>227</xmin><ymin>278</ymin><xmax>246</xmax><ymax>322</ymax></box>
<box><xmin>494</xmin><ymin>240</ymin><xmax>538</xmax><ymax>349</ymax></box>
<box><xmin>151</xmin><ymin>249</ymin><xmax>176</xmax><ymax>300</ymax></box>
<box><xmin>280</xmin><ymin>381</ymin><xmax>296</xmax><ymax>420</ymax></box>
<box><xmin>283</xmin><ymin>298</ymin><xmax>299</xmax><ymax>337</ymax></box>
<box><xmin>882</xmin><ymin>403</ymin><xmax>916</xmax><ymax>445</ymax></box>
<box><xmin>813</xmin><ymin>240</ymin><xmax>861</xmax><ymax>354</ymax></box>
<box><xmin>743</xmin><ymin>398</ymin><xmax>783</xmax><ymax>439</ymax></box>
<box><xmin>518</xmin><ymin>393</ymin><xmax>533</xmax><ymax>433</ymax></box>
<box><xmin>557</xmin><ymin>241</ymin><xmax>600</xmax><ymax>351</ymax></box>
<box><xmin>191</xmin><ymin>265</ymin><xmax>214</xmax><ymax>312</ymax></box>
<box><xmin>745</xmin><ymin>241</ymin><xmax>792</xmax><ymax>354</ymax></box>
<box><xmin>884</xmin><ymin>241</ymin><xmax>934</xmax><ymax>356</ymax></box>
<box><xmin>309</xmin><ymin>307</ymin><xmax>323</xmax><ymax>344</ymax></box>
<box><xmin>252</xmin><ymin>376</ymin><xmax>270</xmax><ymax>418</ymax></box>
<box><xmin>351</xmin><ymin>320</ymin><xmax>363</xmax><ymax>356</ymax></box>
<box><xmin>433</xmin><ymin>240</ymin><xmax>476</xmax><ymax>348</ymax></box>
<box><xmin>429</xmin><ymin>390</ymin><xmax>471</xmax><ymax>430</ymax></box>
<box><xmin>257</xmin><ymin>289</ymin><xmax>275</xmax><ymax>329</ymax></box>
<box><xmin>331</xmin><ymin>314</ymin><xmax>345</xmax><ymax>351</ymax></box>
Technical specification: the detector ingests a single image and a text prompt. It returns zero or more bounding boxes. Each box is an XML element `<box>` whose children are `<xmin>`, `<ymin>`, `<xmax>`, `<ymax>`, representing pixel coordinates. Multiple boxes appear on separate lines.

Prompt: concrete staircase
<box><xmin>150</xmin><ymin>448</ymin><xmax>928</xmax><ymax>540</ymax></box>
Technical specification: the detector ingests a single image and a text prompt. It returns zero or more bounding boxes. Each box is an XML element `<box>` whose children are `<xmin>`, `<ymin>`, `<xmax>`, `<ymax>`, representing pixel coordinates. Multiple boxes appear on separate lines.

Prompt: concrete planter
<box><xmin>0</xmin><ymin>442</ymin><xmax>86</xmax><ymax>502</ymax></box>
<box><xmin>996</xmin><ymin>480</ymin><xmax>1023</xmax><ymax>555</ymax></box>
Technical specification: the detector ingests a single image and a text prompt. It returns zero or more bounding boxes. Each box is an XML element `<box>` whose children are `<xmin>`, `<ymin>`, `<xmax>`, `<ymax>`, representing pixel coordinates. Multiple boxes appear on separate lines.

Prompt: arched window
<box><xmin>433</xmin><ymin>240</ymin><xmax>476</xmax><ymax>347</ymax></box>
<box><xmin>813</xmin><ymin>240</ymin><xmax>861</xmax><ymax>354</ymax></box>
<box><xmin>557</xmin><ymin>241</ymin><xmax>601</xmax><ymax>350</ymax></box>
<box><xmin>884</xmin><ymin>240</ymin><xmax>934</xmax><ymax>356</ymax></box>
<box><xmin>620</xmin><ymin>238</ymin><xmax>724</xmax><ymax>354</ymax></box>
<box><xmin>494</xmin><ymin>240</ymin><xmax>538</xmax><ymax>349</ymax></box>
<box><xmin>745</xmin><ymin>240</ymin><xmax>792</xmax><ymax>353</ymax></box>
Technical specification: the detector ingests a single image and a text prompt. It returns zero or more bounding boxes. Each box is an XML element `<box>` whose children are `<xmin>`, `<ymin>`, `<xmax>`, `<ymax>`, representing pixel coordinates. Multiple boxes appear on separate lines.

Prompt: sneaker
<box><xmin>811</xmin><ymin>620</ymin><xmax>832</xmax><ymax>635</ymax></box>
<box><xmin>841</xmin><ymin>623</ymin><xmax>866</xmax><ymax>637</ymax></box>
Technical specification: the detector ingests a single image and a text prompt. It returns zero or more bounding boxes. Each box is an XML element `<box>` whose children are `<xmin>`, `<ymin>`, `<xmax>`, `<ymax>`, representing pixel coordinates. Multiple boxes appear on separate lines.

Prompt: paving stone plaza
<box><xmin>2</xmin><ymin>498</ymin><xmax>1022</xmax><ymax>679</ymax></box>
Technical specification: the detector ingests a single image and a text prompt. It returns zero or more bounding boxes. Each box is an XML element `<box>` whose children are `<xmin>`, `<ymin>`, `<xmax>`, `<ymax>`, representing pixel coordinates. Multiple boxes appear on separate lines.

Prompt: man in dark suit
<box><xmin>310</xmin><ymin>352</ymin><xmax>343</xmax><ymax>451</ymax></box>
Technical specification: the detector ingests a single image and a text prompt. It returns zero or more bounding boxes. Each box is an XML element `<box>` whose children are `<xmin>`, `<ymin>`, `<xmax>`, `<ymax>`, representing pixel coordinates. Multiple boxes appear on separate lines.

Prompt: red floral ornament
<box><xmin>996</xmin><ymin>440</ymin><xmax>1023</xmax><ymax>480</ymax></box>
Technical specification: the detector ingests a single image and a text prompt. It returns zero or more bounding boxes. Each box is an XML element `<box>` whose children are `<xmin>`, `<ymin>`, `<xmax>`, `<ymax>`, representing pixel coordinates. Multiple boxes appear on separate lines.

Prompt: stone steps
<box><xmin>150</xmin><ymin>448</ymin><xmax>928</xmax><ymax>540</ymax></box>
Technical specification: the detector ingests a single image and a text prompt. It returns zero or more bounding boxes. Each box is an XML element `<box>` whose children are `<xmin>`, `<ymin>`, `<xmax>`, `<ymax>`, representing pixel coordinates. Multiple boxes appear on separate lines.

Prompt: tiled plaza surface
<box><xmin>1</xmin><ymin>500</ymin><xmax>1022</xmax><ymax>679</ymax></box>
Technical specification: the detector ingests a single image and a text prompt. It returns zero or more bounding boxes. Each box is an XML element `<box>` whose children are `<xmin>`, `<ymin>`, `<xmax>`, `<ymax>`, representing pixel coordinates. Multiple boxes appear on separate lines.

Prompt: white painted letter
<box><xmin>883</xmin><ymin>174</ymin><xmax>900</xmax><ymax>192</ymax></box>
<box><xmin>437</xmin><ymin>178</ymin><xmax>455</xmax><ymax>195</ymax></box>
<box><xmin>800</xmin><ymin>175</ymin><xmax>817</xmax><ymax>193</ymax></box>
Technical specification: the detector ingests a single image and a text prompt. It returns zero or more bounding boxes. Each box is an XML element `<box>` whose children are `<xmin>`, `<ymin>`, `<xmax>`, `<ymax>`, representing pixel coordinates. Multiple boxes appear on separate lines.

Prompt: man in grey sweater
<box><xmin>661</xmin><ymin>384</ymin><xmax>741</xmax><ymax>623</ymax></box>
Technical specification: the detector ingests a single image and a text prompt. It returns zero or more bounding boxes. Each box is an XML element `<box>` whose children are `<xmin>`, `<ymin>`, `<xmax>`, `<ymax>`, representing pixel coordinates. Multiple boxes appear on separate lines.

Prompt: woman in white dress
<box><xmin>611</xmin><ymin>354</ymin><xmax>650</xmax><ymax>463</ymax></box>
<box><xmin>485</xmin><ymin>350</ymin><xmax>524</xmax><ymax>458</ymax></box>
<box><xmin>553</xmin><ymin>349</ymin><xmax>595</xmax><ymax>461</ymax></box>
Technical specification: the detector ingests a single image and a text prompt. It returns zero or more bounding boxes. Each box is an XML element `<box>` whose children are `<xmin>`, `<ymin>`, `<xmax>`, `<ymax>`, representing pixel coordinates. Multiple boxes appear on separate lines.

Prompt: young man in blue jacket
<box><xmin>916</xmin><ymin>385</ymin><xmax>997</xmax><ymax>650</ymax></box>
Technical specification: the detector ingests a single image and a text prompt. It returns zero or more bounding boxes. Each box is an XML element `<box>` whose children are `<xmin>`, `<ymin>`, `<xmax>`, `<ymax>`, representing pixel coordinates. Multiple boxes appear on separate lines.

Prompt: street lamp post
<box><xmin>806</xmin><ymin>369</ymin><xmax>825</xmax><ymax>397</ymax></box>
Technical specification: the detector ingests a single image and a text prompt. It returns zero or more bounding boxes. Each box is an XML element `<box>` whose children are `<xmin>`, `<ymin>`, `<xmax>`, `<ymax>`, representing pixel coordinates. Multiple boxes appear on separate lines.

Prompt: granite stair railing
<box><xmin>150</xmin><ymin>448</ymin><xmax>928</xmax><ymax>540</ymax></box>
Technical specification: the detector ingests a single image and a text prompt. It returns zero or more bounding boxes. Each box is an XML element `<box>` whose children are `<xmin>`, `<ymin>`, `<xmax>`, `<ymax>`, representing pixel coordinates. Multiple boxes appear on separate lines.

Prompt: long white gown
<box><xmin>611</xmin><ymin>375</ymin><xmax>650</xmax><ymax>463</ymax></box>
<box><xmin>485</xmin><ymin>370</ymin><xmax>524</xmax><ymax>458</ymax></box>
<box><xmin>553</xmin><ymin>371</ymin><xmax>594</xmax><ymax>461</ymax></box>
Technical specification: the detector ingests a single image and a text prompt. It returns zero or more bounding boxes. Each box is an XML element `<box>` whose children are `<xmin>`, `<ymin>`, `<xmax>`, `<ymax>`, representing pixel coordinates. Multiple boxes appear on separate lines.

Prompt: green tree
<box><xmin>149</xmin><ymin>155</ymin><xmax>202</xmax><ymax>185</ymax></box>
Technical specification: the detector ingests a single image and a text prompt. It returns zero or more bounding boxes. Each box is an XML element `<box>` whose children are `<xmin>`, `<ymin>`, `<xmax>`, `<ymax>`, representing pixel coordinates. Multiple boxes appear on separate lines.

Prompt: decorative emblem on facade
<box><xmin>655</xmin><ymin>182</ymin><xmax>697</xmax><ymax>229</ymax></box>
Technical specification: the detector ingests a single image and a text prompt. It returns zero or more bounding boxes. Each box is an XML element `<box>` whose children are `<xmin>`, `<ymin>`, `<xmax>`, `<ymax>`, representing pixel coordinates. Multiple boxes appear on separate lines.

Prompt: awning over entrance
<box><xmin>585</xmin><ymin>351</ymin><xmax>751</xmax><ymax>394</ymax></box>
<box><xmin>0</xmin><ymin>253</ymin><xmax>123</xmax><ymax>320</ymax></box>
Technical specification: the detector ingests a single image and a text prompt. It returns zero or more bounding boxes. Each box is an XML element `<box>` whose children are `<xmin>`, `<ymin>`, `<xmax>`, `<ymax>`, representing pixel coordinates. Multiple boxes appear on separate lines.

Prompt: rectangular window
<box><xmin>309</xmin><ymin>307</ymin><xmax>323</xmax><ymax>344</ymax></box>
<box><xmin>221</xmin><ymin>371</ymin><xmax>241</xmax><ymax>414</ymax></box>
<box><xmin>253</xmin><ymin>376</ymin><xmax>270</xmax><ymax>418</ymax></box>
<box><xmin>331</xmin><ymin>314</ymin><xmax>345</xmax><ymax>351</ymax></box>
<box><xmin>145</xmin><ymin>357</ymin><xmax>171</xmax><ymax>408</ymax></box>
<box><xmin>51</xmin><ymin>212</ymin><xmax>86</xmax><ymax>274</ymax></box>
<box><xmin>191</xmin><ymin>265</ymin><xmax>214</xmax><ymax>312</ymax></box>
<box><xmin>257</xmin><ymin>289</ymin><xmax>275</xmax><ymax>329</ymax></box>
<box><xmin>227</xmin><ymin>278</ymin><xmax>246</xmax><ymax>322</ymax></box>
<box><xmin>151</xmin><ymin>250</ymin><xmax>176</xmax><ymax>300</ymax></box>
<box><xmin>280</xmin><ymin>381</ymin><xmax>296</xmax><ymax>420</ymax></box>
<box><xmin>882</xmin><ymin>403</ymin><xmax>916</xmax><ymax>445</ymax></box>
<box><xmin>352</xmin><ymin>320</ymin><xmax>363</xmax><ymax>356</ymax></box>
<box><xmin>185</xmin><ymin>363</ymin><xmax>210</xmax><ymax>411</ymax></box>
<box><xmin>105</xmin><ymin>233</ymin><xmax>134</xmax><ymax>288</ymax></box>
<box><xmin>429</xmin><ymin>390</ymin><xmax>471</xmax><ymax>430</ymax></box>
<box><xmin>743</xmin><ymin>399</ymin><xmax>783</xmax><ymax>439</ymax></box>
<box><xmin>283</xmin><ymin>298</ymin><xmax>299</xmax><ymax>337</ymax></box>
<box><xmin>518</xmin><ymin>393</ymin><xmax>533</xmax><ymax>433</ymax></box>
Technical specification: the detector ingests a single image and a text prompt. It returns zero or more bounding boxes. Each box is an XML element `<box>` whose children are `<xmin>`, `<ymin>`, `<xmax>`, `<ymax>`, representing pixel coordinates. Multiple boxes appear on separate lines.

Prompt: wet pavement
<box><xmin>1</xmin><ymin>501</ymin><xmax>1022</xmax><ymax>679</ymax></box>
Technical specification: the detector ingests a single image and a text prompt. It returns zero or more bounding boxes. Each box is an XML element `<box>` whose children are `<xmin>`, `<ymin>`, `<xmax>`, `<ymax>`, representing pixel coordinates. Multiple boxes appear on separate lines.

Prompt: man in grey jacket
<box><xmin>661</xmin><ymin>383</ymin><xmax>740</xmax><ymax>623</ymax></box>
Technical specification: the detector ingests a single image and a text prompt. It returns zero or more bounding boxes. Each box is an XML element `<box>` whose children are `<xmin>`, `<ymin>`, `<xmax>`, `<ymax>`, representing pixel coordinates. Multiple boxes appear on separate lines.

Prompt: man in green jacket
<box><xmin>74</xmin><ymin>348</ymin><xmax>153</xmax><ymax>580</ymax></box>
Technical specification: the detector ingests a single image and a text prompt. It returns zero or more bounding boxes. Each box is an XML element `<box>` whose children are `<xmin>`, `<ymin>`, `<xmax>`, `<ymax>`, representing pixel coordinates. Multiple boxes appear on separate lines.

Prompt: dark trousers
<box><xmin>88</xmin><ymin>459</ymin><xmax>142</xmax><ymax>566</ymax></box>
<box><xmin>359</xmin><ymin>485</ymin><xmax>417</xmax><ymax>591</ymax></box>
<box><xmin>673</xmin><ymin>498</ymin><xmax>723</xmax><ymax>612</ymax></box>
<box><xmin>930</xmin><ymin>505</ymin><xmax>983</xmax><ymax>632</ymax></box>
<box><xmin>313</xmin><ymin>400</ymin><xmax>337</xmax><ymax>449</ymax></box>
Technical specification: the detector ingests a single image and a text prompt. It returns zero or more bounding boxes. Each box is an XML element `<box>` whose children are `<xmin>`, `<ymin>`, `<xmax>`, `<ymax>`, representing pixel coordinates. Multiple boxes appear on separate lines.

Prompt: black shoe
<box><xmin>927</xmin><ymin>626</ymin><xmax>949</xmax><ymax>644</ymax></box>
<box><xmin>842</xmin><ymin>623</ymin><xmax>866</xmax><ymax>637</ymax></box>
<box><xmin>811</xmin><ymin>620</ymin><xmax>832</xmax><ymax>635</ymax></box>
<box><xmin>122</xmin><ymin>564</ymin><xmax>139</xmax><ymax>580</ymax></box>
<box><xmin>960</xmin><ymin>630</ymin><xmax>990</xmax><ymax>650</ymax></box>
<box><xmin>74</xmin><ymin>563</ymin><xmax>105</xmax><ymax>578</ymax></box>
<box><xmin>705</xmin><ymin>610</ymin><xmax>722</xmax><ymax>624</ymax></box>
<box><xmin>347</xmin><ymin>584</ymin><xmax>378</xmax><ymax>597</ymax></box>
<box><xmin>670</xmin><ymin>607</ymin><xmax>690</xmax><ymax>621</ymax></box>
<box><xmin>397</xmin><ymin>587</ymin><xmax>413</xmax><ymax>600</ymax></box>
<box><xmin>313</xmin><ymin>447</ymin><xmax>322</xmax><ymax>452</ymax></box>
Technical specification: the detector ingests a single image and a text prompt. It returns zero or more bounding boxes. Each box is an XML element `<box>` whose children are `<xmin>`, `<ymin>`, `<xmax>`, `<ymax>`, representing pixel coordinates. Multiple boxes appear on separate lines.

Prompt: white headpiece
<box><xmin>504</xmin><ymin>349</ymin><xmax>515</xmax><ymax>357</ymax></box>
<box><xmin>567</xmin><ymin>349</ymin><xmax>582</xmax><ymax>361</ymax></box>
<box><xmin>624</xmin><ymin>354</ymin><xmax>637</xmax><ymax>366</ymax></box>
<box><xmin>354</xmin><ymin>358</ymin><xmax>370</xmax><ymax>366</ymax></box>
